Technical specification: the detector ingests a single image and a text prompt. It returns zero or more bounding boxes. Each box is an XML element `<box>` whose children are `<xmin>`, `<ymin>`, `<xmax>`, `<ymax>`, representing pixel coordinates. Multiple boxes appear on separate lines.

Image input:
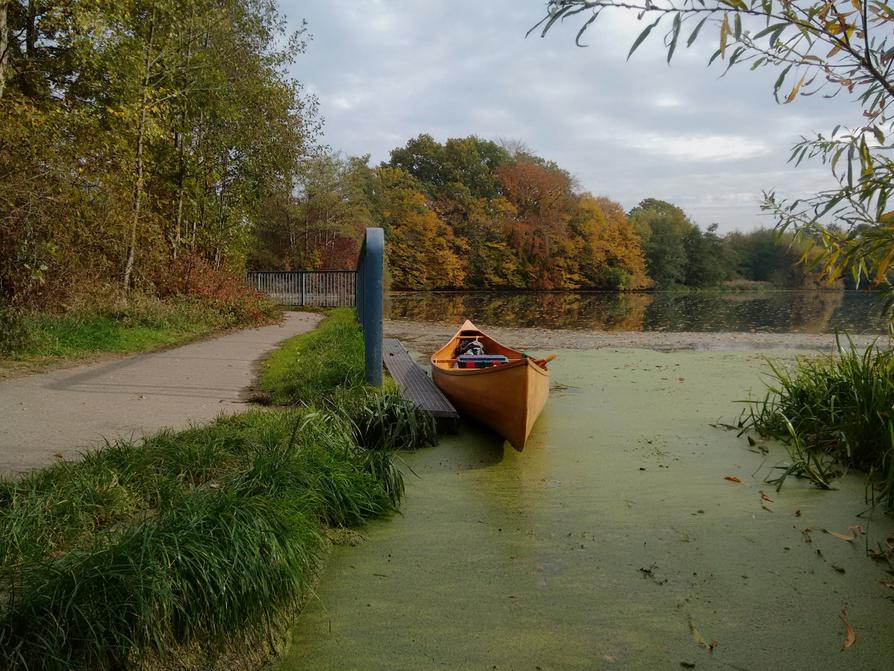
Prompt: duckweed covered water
<box><xmin>278</xmin><ymin>350</ymin><xmax>894</xmax><ymax>670</ymax></box>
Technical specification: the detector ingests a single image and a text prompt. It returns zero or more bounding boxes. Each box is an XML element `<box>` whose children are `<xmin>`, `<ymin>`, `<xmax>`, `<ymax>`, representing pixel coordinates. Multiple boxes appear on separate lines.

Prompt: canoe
<box><xmin>430</xmin><ymin>320</ymin><xmax>554</xmax><ymax>451</ymax></box>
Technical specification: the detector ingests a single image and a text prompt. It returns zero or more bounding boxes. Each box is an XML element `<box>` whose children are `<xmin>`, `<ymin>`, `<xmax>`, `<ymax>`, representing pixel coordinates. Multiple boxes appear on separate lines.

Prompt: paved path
<box><xmin>0</xmin><ymin>312</ymin><xmax>321</xmax><ymax>475</ymax></box>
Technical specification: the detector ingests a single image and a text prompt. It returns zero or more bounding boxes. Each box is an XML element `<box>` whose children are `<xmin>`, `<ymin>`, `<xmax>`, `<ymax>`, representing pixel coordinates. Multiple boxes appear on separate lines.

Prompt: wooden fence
<box><xmin>246</xmin><ymin>271</ymin><xmax>356</xmax><ymax>307</ymax></box>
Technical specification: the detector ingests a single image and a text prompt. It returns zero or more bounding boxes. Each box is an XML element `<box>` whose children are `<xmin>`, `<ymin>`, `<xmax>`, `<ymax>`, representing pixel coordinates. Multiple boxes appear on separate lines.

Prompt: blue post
<box><xmin>356</xmin><ymin>228</ymin><xmax>384</xmax><ymax>387</ymax></box>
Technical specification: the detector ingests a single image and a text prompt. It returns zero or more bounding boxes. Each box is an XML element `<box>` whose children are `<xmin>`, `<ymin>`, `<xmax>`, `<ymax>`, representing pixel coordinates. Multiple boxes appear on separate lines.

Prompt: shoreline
<box><xmin>385</xmin><ymin>318</ymin><xmax>887</xmax><ymax>353</ymax></box>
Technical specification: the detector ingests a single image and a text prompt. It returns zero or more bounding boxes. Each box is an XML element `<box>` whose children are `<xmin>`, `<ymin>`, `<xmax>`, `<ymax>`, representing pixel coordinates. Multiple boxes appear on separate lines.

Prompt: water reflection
<box><xmin>386</xmin><ymin>290</ymin><xmax>888</xmax><ymax>334</ymax></box>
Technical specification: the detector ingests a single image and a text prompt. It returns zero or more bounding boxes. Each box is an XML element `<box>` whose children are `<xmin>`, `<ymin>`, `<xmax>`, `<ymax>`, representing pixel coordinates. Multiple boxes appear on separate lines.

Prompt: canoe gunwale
<box><xmin>432</xmin><ymin>357</ymin><xmax>548</xmax><ymax>378</ymax></box>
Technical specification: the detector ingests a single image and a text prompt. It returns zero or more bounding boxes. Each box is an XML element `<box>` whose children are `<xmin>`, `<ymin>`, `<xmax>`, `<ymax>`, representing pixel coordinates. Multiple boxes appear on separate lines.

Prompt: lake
<box><xmin>277</xmin><ymin>349</ymin><xmax>894</xmax><ymax>670</ymax></box>
<box><xmin>386</xmin><ymin>290</ymin><xmax>888</xmax><ymax>334</ymax></box>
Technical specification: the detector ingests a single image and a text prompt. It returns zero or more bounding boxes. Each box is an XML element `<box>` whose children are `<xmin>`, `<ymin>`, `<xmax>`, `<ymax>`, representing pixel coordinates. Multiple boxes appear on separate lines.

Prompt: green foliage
<box><xmin>259</xmin><ymin>308</ymin><xmax>365</xmax><ymax>405</ymax></box>
<box><xmin>1</xmin><ymin>0</ymin><xmax>319</xmax><ymax>307</ymax></box>
<box><xmin>743</xmin><ymin>339</ymin><xmax>894</xmax><ymax>509</ymax></box>
<box><xmin>0</xmin><ymin>395</ymin><xmax>429</xmax><ymax>668</ymax></box>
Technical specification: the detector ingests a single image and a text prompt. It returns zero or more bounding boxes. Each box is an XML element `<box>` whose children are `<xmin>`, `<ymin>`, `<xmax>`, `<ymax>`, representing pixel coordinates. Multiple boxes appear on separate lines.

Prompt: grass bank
<box><xmin>744</xmin><ymin>338</ymin><xmax>894</xmax><ymax>508</ymax></box>
<box><xmin>257</xmin><ymin>307</ymin><xmax>365</xmax><ymax>405</ymax></box>
<box><xmin>0</xmin><ymin>308</ymin><xmax>436</xmax><ymax>669</ymax></box>
<box><xmin>0</xmin><ymin>290</ymin><xmax>279</xmax><ymax>371</ymax></box>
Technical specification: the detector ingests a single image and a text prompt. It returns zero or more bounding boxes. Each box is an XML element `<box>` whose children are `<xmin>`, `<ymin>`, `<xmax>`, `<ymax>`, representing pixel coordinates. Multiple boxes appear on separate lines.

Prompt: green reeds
<box><xmin>0</xmin><ymin>404</ymin><xmax>420</xmax><ymax>669</ymax></box>
<box><xmin>742</xmin><ymin>336</ymin><xmax>894</xmax><ymax>508</ymax></box>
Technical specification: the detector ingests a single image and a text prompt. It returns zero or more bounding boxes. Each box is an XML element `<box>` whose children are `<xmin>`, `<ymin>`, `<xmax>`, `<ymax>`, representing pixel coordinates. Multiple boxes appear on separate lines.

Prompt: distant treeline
<box><xmin>251</xmin><ymin>134</ymin><xmax>833</xmax><ymax>291</ymax></box>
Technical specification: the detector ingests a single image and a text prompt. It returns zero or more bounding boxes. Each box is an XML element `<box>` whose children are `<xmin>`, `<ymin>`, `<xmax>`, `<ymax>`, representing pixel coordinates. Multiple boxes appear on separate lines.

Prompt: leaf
<box><xmin>687</xmin><ymin>16</ymin><xmax>709</xmax><ymax>47</ymax></box>
<box><xmin>840</xmin><ymin>606</ymin><xmax>856</xmax><ymax>650</ymax></box>
<box><xmin>668</xmin><ymin>13</ymin><xmax>682</xmax><ymax>63</ymax></box>
<box><xmin>687</xmin><ymin>615</ymin><xmax>717</xmax><ymax>652</ymax></box>
<box><xmin>628</xmin><ymin>16</ymin><xmax>662</xmax><ymax>61</ymax></box>
<box><xmin>720</xmin><ymin>13</ymin><xmax>730</xmax><ymax>57</ymax></box>
<box><xmin>880</xmin><ymin>580</ymin><xmax>894</xmax><ymax>589</ymax></box>
<box><xmin>760</xmin><ymin>491</ymin><xmax>774</xmax><ymax>503</ymax></box>
<box><xmin>724</xmin><ymin>475</ymin><xmax>742</xmax><ymax>483</ymax></box>
<box><xmin>785</xmin><ymin>73</ymin><xmax>807</xmax><ymax>103</ymax></box>
<box><xmin>825</xmin><ymin>529</ymin><xmax>857</xmax><ymax>542</ymax></box>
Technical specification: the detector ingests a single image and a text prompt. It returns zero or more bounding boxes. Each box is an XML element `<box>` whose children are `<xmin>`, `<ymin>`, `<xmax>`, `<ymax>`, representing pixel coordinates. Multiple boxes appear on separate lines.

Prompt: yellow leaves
<box><xmin>840</xmin><ymin>606</ymin><xmax>856</xmax><ymax>650</ymax></box>
<box><xmin>785</xmin><ymin>74</ymin><xmax>807</xmax><ymax>103</ymax></box>
<box><xmin>720</xmin><ymin>13</ymin><xmax>730</xmax><ymax>58</ymax></box>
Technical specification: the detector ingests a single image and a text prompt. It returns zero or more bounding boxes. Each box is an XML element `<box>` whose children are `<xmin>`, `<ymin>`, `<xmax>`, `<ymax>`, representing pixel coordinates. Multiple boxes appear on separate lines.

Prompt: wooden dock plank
<box><xmin>382</xmin><ymin>338</ymin><xmax>458</xmax><ymax>419</ymax></box>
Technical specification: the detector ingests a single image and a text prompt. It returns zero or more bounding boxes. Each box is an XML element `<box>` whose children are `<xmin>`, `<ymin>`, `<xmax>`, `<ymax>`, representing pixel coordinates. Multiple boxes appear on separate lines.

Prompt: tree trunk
<box><xmin>0</xmin><ymin>1</ymin><xmax>8</xmax><ymax>100</ymax></box>
<box><xmin>123</xmin><ymin>15</ymin><xmax>157</xmax><ymax>291</ymax></box>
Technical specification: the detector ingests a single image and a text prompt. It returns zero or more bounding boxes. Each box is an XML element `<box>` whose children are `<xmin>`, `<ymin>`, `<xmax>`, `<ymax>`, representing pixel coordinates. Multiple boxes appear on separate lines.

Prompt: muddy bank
<box><xmin>279</xmin><ymin>348</ymin><xmax>894</xmax><ymax>671</ymax></box>
<box><xmin>385</xmin><ymin>318</ymin><xmax>884</xmax><ymax>354</ymax></box>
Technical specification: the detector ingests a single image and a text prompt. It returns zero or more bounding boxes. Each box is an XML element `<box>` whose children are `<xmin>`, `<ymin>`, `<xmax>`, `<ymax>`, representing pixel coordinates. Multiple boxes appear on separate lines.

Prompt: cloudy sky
<box><xmin>280</xmin><ymin>1</ymin><xmax>861</xmax><ymax>232</ymax></box>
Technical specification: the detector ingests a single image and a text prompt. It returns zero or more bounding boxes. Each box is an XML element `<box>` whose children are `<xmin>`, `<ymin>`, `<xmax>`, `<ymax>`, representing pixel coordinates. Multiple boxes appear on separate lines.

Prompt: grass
<box><xmin>742</xmin><ymin>336</ymin><xmax>894</xmax><ymax>508</ymax></box>
<box><xmin>0</xmin><ymin>410</ymin><xmax>396</xmax><ymax>669</ymax></box>
<box><xmin>0</xmin><ymin>306</ymin><xmax>436</xmax><ymax>669</ymax></box>
<box><xmin>0</xmin><ymin>292</ymin><xmax>279</xmax><ymax>366</ymax></box>
<box><xmin>258</xmin><ymin>307</ymin><xmax>365</xmax><ymax>405</ymax></box>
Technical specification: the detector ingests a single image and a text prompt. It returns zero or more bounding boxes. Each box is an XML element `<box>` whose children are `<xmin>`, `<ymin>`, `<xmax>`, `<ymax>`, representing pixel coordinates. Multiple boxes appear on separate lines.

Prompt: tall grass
<box><xmin>0</xmin><ymin>292</ymin><xmax>279</xmax><ymax>361</ymax></box>
<box><xmin>0</xmin><ymin>407</ymin><xmax>415</xmax><ymax>669</ymax></box>
<box><xmin>743</xmin><ymin>337</ymin><xmax>894</xmax><ymax>508</ymax></box>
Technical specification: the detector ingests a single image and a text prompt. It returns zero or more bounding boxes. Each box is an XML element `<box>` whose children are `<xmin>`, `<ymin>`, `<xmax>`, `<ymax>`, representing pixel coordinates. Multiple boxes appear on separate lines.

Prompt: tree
<box><xmin>375</xmin><ymin>167</ymin><xmax>466</xmax><ymax>290</ymax></box>
<box><xmin>533</xmin><ymin>1</ymin><xmax>894</xmax><ymax>299</ymax></box>
<box><xmin>0</xmin><ymin>0</ymin><xmax>318</xmax><ymax>306</ymax></box>
<box><xmin>628</xmin><ymin>199</ymin><xmax>695</xmax><ymax>287</ymax></box>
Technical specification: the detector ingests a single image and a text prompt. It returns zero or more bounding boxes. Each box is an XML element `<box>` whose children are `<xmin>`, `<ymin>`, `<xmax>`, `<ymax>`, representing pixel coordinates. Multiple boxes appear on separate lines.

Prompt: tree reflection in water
<box><xmin>385</xmin><ymin>291</ymin><xmax>887</xmax><ymax>334</ymax></box>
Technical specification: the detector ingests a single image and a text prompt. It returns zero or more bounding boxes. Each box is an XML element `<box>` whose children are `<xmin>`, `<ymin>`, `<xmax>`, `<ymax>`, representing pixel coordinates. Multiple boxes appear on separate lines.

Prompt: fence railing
<box><xmin>246</xmin><ymin>270</ymin><xmax>355</xmax><ymax>307</ymax></box>
<box><xmin>356</xmin><ymin>228</ymin><xmax>384</xmax><ymax>387</ymax></box>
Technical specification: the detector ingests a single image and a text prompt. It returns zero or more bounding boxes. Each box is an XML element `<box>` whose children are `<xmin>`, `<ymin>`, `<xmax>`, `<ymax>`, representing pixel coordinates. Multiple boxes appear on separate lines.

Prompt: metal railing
<box><xmin>246</xmin><ymin>270</ymin><xmax>355</xmax><ymax>307</ymax></box>
<box><xmin>356</xmin><ymin>228</ymin><xmax>384</xmax><ymax>387</ymax></box>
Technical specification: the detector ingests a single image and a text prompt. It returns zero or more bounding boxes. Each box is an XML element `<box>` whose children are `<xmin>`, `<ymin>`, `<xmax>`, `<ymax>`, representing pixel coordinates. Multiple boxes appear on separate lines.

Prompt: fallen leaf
<box><xmin>848</xmin><ymin>524</ymin><xmax>866</xmax><ymax>535</ymax></box>
<box><xmin>840</xmin><ymin>606</ymin><xmax>856</xmax><ymax>650</ymax></box>
<box><xmin>724</xmin><ymin>476</ymin><xmax>742</xmax><ymax>483</ymax></box>
<box><xmin>794</xmin><ymin>509</ymin><xmax>802</xmax><ymax>517</ymax></box>
<box><xmin>687</xmin><ymin>616</ymin><xmax>716</xmax><ymax>653</ymax></box>
<box><xmin>825</xmin><ymin>529</ymin><xmax>857</xmax><ymax>542</ymax></box>
<box><xmin>879</xmin><ymin>580</ymin><xmax>894</xmax><ymax>589</ymax></box>
<box><xmin>759</xmin><ymin>491</ymin><xmax>774</xmax><ymax>503</ymax></box>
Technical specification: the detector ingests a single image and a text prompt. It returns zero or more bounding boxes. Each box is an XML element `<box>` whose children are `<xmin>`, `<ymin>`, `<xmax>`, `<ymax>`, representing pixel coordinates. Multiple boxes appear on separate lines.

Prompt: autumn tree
<box><xmin>533</xmin><ymin>0</ymin><xmax>894</xmax><ymax>301</ymax></box>
<box><xmin>375</xmin><ymin>167</ymin><xmax>466</xmax><ymax>290</ymax></box>
<box><xmin>0</xmin><ymin>0</ymin><xmax>317</xmax><ymax>306</ymax></box>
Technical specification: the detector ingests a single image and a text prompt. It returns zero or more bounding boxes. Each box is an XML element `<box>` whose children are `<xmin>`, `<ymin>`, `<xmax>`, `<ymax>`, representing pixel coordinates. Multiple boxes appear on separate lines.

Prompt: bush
<box><xmin>743</xmin><ymin>337</ymin><xmax>894</xmax><ymax>508</ymax></box>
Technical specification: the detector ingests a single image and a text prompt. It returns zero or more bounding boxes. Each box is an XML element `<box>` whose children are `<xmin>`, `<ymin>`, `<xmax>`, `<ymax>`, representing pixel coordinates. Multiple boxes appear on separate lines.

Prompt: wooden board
<box><xmin>382</xmin><ymin>338</ymin><xmax>459</xmax><ymax>420</ymax></box>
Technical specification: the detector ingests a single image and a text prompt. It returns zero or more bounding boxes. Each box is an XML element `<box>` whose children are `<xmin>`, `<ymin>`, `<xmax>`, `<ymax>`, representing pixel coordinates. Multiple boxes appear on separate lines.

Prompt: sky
<box><xmin>280</xmin><ymin>1</ymin><xmax>862</xmax><ymax>233</ymax></box>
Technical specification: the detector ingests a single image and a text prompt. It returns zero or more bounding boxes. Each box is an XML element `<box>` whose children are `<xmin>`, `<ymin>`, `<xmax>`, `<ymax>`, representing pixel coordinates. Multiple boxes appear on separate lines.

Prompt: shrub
<box><xmin>743</xmin><ymin>337</ymin><xmax>894</xmax><ymax>508</ymax></box>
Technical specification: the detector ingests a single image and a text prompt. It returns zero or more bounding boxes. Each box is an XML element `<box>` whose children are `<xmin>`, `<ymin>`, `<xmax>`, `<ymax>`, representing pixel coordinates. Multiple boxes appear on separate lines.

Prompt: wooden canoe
<box><xmin>430</xmin><ymin>320</ymin><xmax>553</xmax><ymax>451</ymax></box>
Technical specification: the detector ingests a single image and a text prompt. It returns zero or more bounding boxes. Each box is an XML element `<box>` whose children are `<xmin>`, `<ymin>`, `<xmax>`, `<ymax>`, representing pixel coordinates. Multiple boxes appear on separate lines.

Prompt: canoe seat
<box><xmin>455</xmin><ymin>354</ymin><xmax>509</xmax><ymax>369</ymax></box>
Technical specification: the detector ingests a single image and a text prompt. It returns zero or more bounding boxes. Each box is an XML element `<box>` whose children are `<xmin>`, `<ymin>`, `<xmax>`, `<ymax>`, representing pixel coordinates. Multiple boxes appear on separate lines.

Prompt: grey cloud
<box><xmin>284</xmin><ymin>0</ymin><xmax>862</xmax><ymax>231</ymax></box>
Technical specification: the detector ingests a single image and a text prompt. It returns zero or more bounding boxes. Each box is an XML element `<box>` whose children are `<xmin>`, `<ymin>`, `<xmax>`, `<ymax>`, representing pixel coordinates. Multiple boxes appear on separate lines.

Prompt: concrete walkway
<box><xmin>0</xmin><ymin>312</ymin><xmax>321</xmax><ymax>475</ymax></box>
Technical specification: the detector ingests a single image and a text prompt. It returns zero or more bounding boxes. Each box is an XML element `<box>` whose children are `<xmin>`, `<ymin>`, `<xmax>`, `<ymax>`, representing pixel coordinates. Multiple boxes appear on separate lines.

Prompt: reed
<box><xmin>0</xmin><ymin>404</ymin><xmax>417</xmax><ymax>669</ymax></box>
<box><xmin>743</xmin><ymin>337</ymin><xmax>894</xmax><ymax>508</ymax></box>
